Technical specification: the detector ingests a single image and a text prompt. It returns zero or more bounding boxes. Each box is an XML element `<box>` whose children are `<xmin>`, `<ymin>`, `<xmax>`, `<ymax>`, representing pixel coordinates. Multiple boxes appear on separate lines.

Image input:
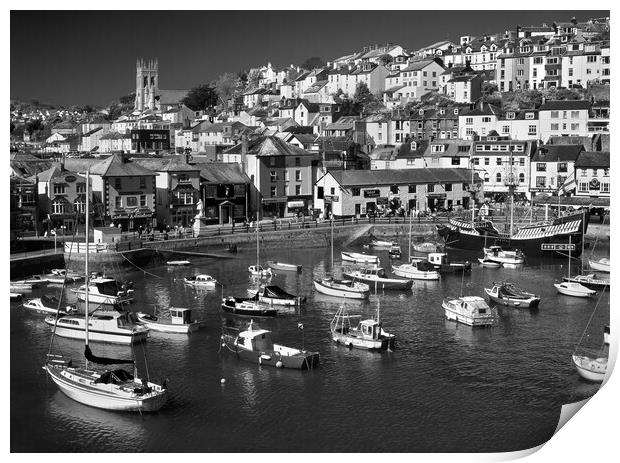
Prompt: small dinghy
<box><xmin>392</xmin><ymin>259</ymin><xmax>440</xmax><ymax>280</ymax></box>
<box><xmin>266</xmin><ymin>261</ymin><xmax>302</xmax><ymax>272</ymax></box>
<box><xmin>341</xmin><ymin>251</ymin><xmax>379</xmax><ymax>264</ymax></box>
<box><xmin>427</xmin><ymin>253</ymin><xmax>472</xmax><ymax>273</ymax></box>
<box><xmin>554</xmin><ymin>281</ymin><xmax>596</xmax><ymax>298</ymax></box>
<box><xmin>483</xmin><ymin>246</ymin><xmax>525</xmax><ymax>265</ymax></box>
<box><xmin>413</xmin><ymin>242</ymin><xmax>437</xmax><ymax>253</ymax></box>
<box><xmin>388</xmin><ymin>245</ymin><xmax>402</xmax><ymax>259</ymax></box>
<box><xmin>248</xmin><ymin>265</ymin><xmax>272</xmax><ymax>277</ymax></box>
<box><xmin>136</xmin><ymin>308</ymin><xmax>201</xmax><ymax>333</ymax></box>
<box><xmin>23</xmin><ymin>295</ymin><xmax>77</xmax><ymax>316</ymax></box>
<box><xmin>484</xmin><ymin>282</ymin><xmax>540</xmax><ymax>308</ymax></box>
<box><xmin>573</xmin><ymin>326</ymin><xmax>610</xmax><ymax>383</ymax></box>
<box><xmin>343</xmin><ymin>267</ymin><xmax>413</xmax><ymax>291</ymax></box>
<box><xmin>313</xmin><ymin>278</ymin><xmax>370</xmax><ymax>299</ymax></box>
<box><xmin>184</xmin><ymin>274</ymin><xmax>217</xmax><ymax>289</ymax></box>
<box><xmin>588</xmin><ymin>257</ymin><xmax>610</xmax><ymax>273</ymax></box>
<box><xmin>478</xmin><ymin>258</ymin><xmax>502</xmax><ymax>268</ymax></box>
<box><xmin>221</xmin><ymin>320</ymin><xmax>319</xmax><ymax>369</ymax></box>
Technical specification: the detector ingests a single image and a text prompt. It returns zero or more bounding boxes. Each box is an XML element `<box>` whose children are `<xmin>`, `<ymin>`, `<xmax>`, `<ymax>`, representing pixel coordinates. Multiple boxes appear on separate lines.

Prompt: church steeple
<box><xmin>134</xmin><ymin>57</ymin><xmax>160</xmax><ymax>112</ymax></box>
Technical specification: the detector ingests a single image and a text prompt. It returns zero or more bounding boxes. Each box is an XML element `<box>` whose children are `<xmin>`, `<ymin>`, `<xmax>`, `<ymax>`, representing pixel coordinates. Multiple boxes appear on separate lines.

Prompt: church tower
<box><xmin>134</xmin><ymin>58</ymin><xmax>159</xmax><ymax>111</ymax></box>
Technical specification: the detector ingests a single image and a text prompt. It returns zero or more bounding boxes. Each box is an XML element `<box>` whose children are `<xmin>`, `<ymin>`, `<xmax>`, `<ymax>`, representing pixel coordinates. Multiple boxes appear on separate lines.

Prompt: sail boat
<box><xmin>392</xmin><ymin>211</ymin><xmax>440</xmax><ymax>280</ymax></box>
<box><xmin>43</xmin><ymin>170</ymin><xmax>168</xmax><ymax>412</ymax></box>
<box><xmin>554</xmin><ymin>234</ymin><xmax>596</xmax><ymax>297</ymax></box>
<box><xmin>588</xmin><ymin>213</ymin><xmax>610</xmax><ymax>272</ymax></box>
<box><xmin>572</xmin><ymin>289</ymin><xmax>609</xmax><ymax>382</ymax></box>
<box><xmin>248</xmin><ymin>180</ymin><xmax>272</xmax><ymax>277</ymax></box>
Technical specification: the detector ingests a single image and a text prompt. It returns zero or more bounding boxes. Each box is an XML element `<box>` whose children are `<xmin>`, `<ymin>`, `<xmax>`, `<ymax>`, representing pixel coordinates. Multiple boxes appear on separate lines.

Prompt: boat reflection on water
<box><xmin>443</xmin><ymin>319</ymin><xmax>495</xmax><ymax>348</ymax></box>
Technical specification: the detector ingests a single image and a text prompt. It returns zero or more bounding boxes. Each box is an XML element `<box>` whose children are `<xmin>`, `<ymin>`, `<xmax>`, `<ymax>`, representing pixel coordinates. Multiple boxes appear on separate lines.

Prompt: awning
<box><xmin>287</xmin><ymin>201</ymin><xmax>305</xmax><ymax>208</ymax></box>
<box><xmin>532</xmin><ymin>194</ymin><xmax>609</xmax><ymax>207</ymax></box>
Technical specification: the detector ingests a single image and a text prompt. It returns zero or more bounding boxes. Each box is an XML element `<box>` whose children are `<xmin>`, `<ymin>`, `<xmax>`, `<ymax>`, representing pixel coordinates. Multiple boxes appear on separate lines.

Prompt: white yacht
<box><xmin>45</xmin><ymin>311</ymin><xmax>149</xmax><ymax>344</ymax></box>
<box><xmin>442</xmin><ymin>296</ymin><xmax>496</xmax><ymax>327</ymax></box>
<box><xmin>72</xmin><ymin>277</ymin><xmax>133</xmax><ymax>305</ymax></box>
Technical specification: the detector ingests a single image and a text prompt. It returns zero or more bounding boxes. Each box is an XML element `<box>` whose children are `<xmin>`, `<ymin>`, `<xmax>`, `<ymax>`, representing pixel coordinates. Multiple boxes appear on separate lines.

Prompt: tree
<box><xmin>481</xmin><ymin>82</ymin><xmax>498</xmax><ymax>96</ymax></box>
<box><xmin>502</xmin><ymin>90</ymin><xmax>543</xmax><ymax>111</ymax></box>
<box><xmin>215</xmin><ymin>73</ymin><xmax>240</xmax><ymax>109</ymax></box>
<box><xmin>119</xmin><ymin>92</ymin><xmax>135</xmax><ymax>106</ymax></box>
<box><xmin>301</xmin><ymin>56</ymin><xmax>325</xmax><ymax>70</ymax></box>
<box><xmin>181</xmin><ymin>84</ymin><xmax>218</xmax><ymax>111</ymax></box>
<box><xmin>378</xmin><ymin>54</ymin><xmax>393</xmax><ymax>66</ymax></box>
<box><xmin>246</xmin><ymin>69</ymin><xmax>261</xmax><ymax>89</ymax></box>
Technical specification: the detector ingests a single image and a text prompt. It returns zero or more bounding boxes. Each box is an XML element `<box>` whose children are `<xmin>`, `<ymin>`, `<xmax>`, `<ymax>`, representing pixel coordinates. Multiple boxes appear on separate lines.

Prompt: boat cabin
<box><xmin>458</xmin><ymin>296</ymin><xmax>490</xmax><ymax>315</ymax></box>
<box><xmin>357</xmin><ymin>267</ymin><xmax>387</xmax><ymax>278</ymax></box>
<box><xmin>88</xmin><ymin>278</ymin><xmax>123</xmax><ymax>296</ymax></box>
<box><xmin>237</xmin><ymin>326</ymin><xmax>274</xmax><ymax>351</ymax></box>
<box><xmin>355</xmin><ymin>319</ymin><xmax>381</xmax><ymax>340</ymax></box>
<box><xmin>170</xmin><ymin>308</ymin><xmax>192</xmax><ymax>325</ymax></box>
<box><xmin>428</xmin><ymin>253</ymin><xmax>449</xmax><ymax>265</ymax></box>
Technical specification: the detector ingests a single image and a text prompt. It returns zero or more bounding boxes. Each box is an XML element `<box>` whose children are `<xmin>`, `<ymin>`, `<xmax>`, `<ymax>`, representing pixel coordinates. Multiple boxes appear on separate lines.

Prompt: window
<box><xmin>473</xmin><ymin>157</ymin><xmax>480</xmax><ymax>165</ymax></box>
<box><xmin>140</xmin><ymin>195</ymin><xmax>147</xmax><ymax>206</ymax></box>
<box><xmin>496</xmin><ymin>173</ymin><xmax>502</xmax><ymax>183</ymax></box>
<box><xmin>295</xmin><ymin>170</ymin><xmax>301</xmax><ymax>181</ymax></box>
<box><xmin>571</xmin><ymin>123</ymin><xmax>579</xmax><ymax>131</ymax></box>
<box><xmin>330</xmin><ymin>187</ymin><xmax>336</xmax><ymax>195</ymax></box>
<box><xmin>484</xmin><ymin>158</ymin><xmax>490</xmax><ymax>165</ymax></box>
<box><xmin>115</xmin><ymin>178</ymin><xmax>121</xmax><ymax>190</ymax></box>
<box><xmin>536</xmin><ymin>163</ymin><xmax>546</xmax><ymax>172</ymax></box>
<box><xmin>295</xmin><ymin>185</ymin><xmax>301</xmax><ymax>195</ymax></box>
<box><xmin>295</xmin><ymin>157</ymin><xmax>300</xmax><ymax>167</ymax></box>
<box><xmin>270</xmin><ymin>186</ymin><xmax>277</xmax><ymax>197</ymax></box>
<box><xmin>269</xmin><ymin>157</ymin><xmax>276</xmax><ymax>167</ymax></box>
<box><xmin>558</xmin><ymin>162</ymin><xmax>568</xmax><ymax>172</ymax></box>
<box><xmin>520</xmin><ymin>158</ymin><xmax>525</xmax><ymax>166</ymax></box>
<box><xmin>517</xmin><ymin>58</ymin><xmax>525</xmax><ymax>65</ymax></box>
<box><xmin>482</xmin><ymin>117</ymin><xmax>491</xmax><ymax>123</ymax></box>
<box><xmin>390</xmin><ymin>185</ymin><xmax>399</xmax><ymax>194</ymax></box>
<box><xmin>519</xmin><ymin>173</ymin><xmax>525</xmax><ymax>183</ymax></box>
<box><xmin>496</xmin><ymin>158</ymin><xmax>502</xmax><ymax>166</ymax></box>
<box><xmin>484</xmin><ymin>173</ymin><xmax>489</xmax><ymax>183</ymax></box>
<box><xmin>352</xmin><ymin>187</ymin><xmax>360</xmax><ymax>196</ymax></box>
<box><xmin>587</xmin><ymin>55</ymin><xmax>597</xmax><ymax>63</ymax></box>
<box><xmin>528</xmin><ymin>125</ymin><xmax>537</xmax><ymax>135</ymax></box>
<box><xmin>525</xmin><ymin>113</ymin><xmax>534</xmax><ymax>120</ymax></box>
<box><xmin>427</xmin><ymin>184</ymin><xmax>434</xmax><ymax>193</ymax></box>
<box><xmin>53</xmin><ymin>184</ymin><xmax>65</xmax><ymax>195</ymax></box>
<box><xmin>601</xmin><ymin>183</ymin><xmax>609</xmax><ymax>193</ymax></box>
<box><xmin>534</xmin><ymin>57</ymin><xmax>543</xmax><ymax>64</ymax></box>
<box><xmin>536</xmin><ymin>176</ymin><xmax>546</xmax><ymax>188</ymax></box>
<box><xmin>581</xmin><ymin>169</ymin><xmax>587</xmax><ymax>177</ymax></box>
<box><xmin>465</xmin><ymin>128</ymin><xmax>474</xmax><ymax>136</ymax></box>
<box><xmin>604</xmin><ymin>168</ymin><xmax>609</xmax><ymax>177</ymax></box>
<box><xmin>140</xmin><ymin>177</ymin><xmax>146</xmax><ymax>189</ymax></box>
<box><xmin>76</xmin><ymin>183</ymin><xmax>86</xmax><ymax>193</ymax></box>
<box><xmin>52</xmin><ymin>200</ymin><xmax>64</xmax><ymax>214</ymax></box>
<box><xmin>317</xmin><ymin>186</ymin><xmax>324</xmax><ymax>199</ymax></box>
<box><xmin>408</xmin><ymin>185</ymin><xmax>416</xmax><ymax>193</ymax></box>
<box><xmin>550</xmin><ymin>111</ymin><xmax>559</xmax><ymax>118</ymax></box>
<box><xmin>451</xmin><ymin>157</ymin><xmax>460</xmax><ymax>166</ymax></box>
<box><xmin>502</xmin><ymin>125</ymin><xmax>510</xmax><ymax>134</ymax></box>
<box><xmin>115</xmin><ymin>196</ymin><xmax>122</xmax><ymax>208</ymax></box>
<box><xmin>578</xmin><ymin>182</ymin><xmax>589</xmax><ymax>192</ymax></box>
<box><xmin>270</xmin><ymin>170</ymin><xmax>277</xmax><ymax>182</ymax></box>
<box><xmin>465</xmin><ymin>117</ymin><xmax>473</xmax><ymax>125</ymax></box>
<box><xmin>126</xmin><ymin>196</ymin><xmax>138</xmax><ymax>207</ymax></box>
<box><xmin>568</xmin><ymin>68</ymin><xmax>573</xmax><ymax>77</ymax></box>
<box><xmin>551</xmin><ymin>123</ymin><xmax>559</xmax><ymax>131</ymax></box>
<box><xmin>445</xmin><ymin>183</ymin><xmax>452</xmax><ymax>192</ymax></box>
<box><xmin>592</xmin><ymin>169</ymin><xmax>598</xmax><ymax>176</ymax></box>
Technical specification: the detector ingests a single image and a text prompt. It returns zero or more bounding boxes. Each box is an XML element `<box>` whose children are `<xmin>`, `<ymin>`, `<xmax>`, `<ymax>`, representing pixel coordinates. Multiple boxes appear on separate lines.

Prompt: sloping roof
<box><xmin>539</xmin><ymin>100</ymin><xmax>592</xmax><ymax>111</ymax></box>
<box><xmin>90</xmin><ymin>154</ymin><xmax>157</xmax><ymax>177</ymax></box>
<box><xmin>402</xmin><ymin>59</ymin><xmax>440</xmax><ymax>72</ymax></box>
<box><xmin>224</xmin><ymin>136</ymin><xmax>314</xmax><ymax>157</ymax></box>
<box><xmin>396</xmin><ymin>139</ymin><xmax>430</xmax><ymax>158</ymax></box>
<box><xmin>157</xmin><ymin>90</ymin><xmax>188</xmax><ymax>105</ymax></box>
<box><xmin>194</xmin><ymin>162</ymin><xmax>251</xmax><ymax>184</ymax></box>
<box><xmin>368</xmin><ymin>145</ymin><xmax>398</xmax><ymax>161</ymax></box>
<box><xmin>304</xmin><ymin>81</ymin><xmax>328</xmax><ymax>94</ymax></box>
<box><xmin>325</xmin><ymin>116</ymin><xmax>360</xmax><ymax>131</ymax></box>
<box><xmin>134</xmin><ymin>158</ymin><xmax>201</xmax><ymax>173</ymax></box>
<box><xmin>574</xmin><ymin>151</ymin><xmax>609</xmax><ymax>168</ymax></box>
<box><xmin>531</xmin><ymin>144</ymin><xmax>584</xmax><ymax>162</ymax></box>
<box><xmin>326</xmin><ymin>168</ymin><xmax>472</xmax><ymax>186</ymax></box>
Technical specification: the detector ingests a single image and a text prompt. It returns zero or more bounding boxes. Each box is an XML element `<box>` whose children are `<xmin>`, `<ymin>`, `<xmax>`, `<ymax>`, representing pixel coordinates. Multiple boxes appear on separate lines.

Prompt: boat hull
<box><xmin>137</xmin><ymin>316</ymin><xmax>201</xmax><ymax>334</ymax></box>
<box><xmin>554</xmin><ymin>283</ymin><xmax>596</xmax><ymax>297</ymax></box>
<box><xmin>343</xmin><ymin>273</ymin><xmax>413</xmax><ymax>290</ymax></box>
<box><xmin>221</xmin><ymin>303</ymin><xmax>277</xmax><ymax>317</ymax></box>
<box><xmin>392</xmin><ymin>265</ymin><xmax>440</xmax><ymax>280</ymax></box>
<box><xmin>332</xmin><ymin>331</ymin><xmax>395</xmax><ymax>350</ymax></box>
<box><xmin>341</xmin><ymin>252</ymin><xmax>379</xmax><ymax>264</ymax></box>
<box><xmin>588</xmin><ymin>259</ymin><xmax>610</xmax><ymax>272</ymax></box>
<box><xmin>73</xmin><ymin>290</ymin><xmax>133</xmax><ymax>305</ymax></box>
<box><xmin>228</xmin><ymin>347</ymin><xmax>319</xmax><ymax>370</ymax></box>
<box><xmin>45</xmin><ymin>364</ymin><xmax>167</xmax><ymax>412</ymax></box>
<box><xmin>313</xmin><ymin>280</ymin><xmax>369</xmax><ymax>299</ymax></box>
<box><xmin>562</xmin><ymin>276</ymin><xmax>610</xmax><ymax>289</ymax></box>
<box><xmin>484</xmin><ymin>289</ymin><xmax>540</xmax><ymax>308</ymax></box>
<box><xmin>572</xmin><ymin>355</ymin><xmax>607</xmax><ymax>382</ymax></box>
<box><xmin>478</xmin><ymin>259</ymin><xmax>502</xmax><ymax>268</ymax></box>
<box><xmin>44</xmin><ymin>317</ymin><xmax>148</xmax><ymax>344</ymax></box>
<box><xmin>442</xmin><ymin>302</ymin><xmax>495</xmax><ymax>327</ymax></box>
<box><xmin>267</xmin><ymin>261</ymin><xmax>302</xmax><ymax>272</ymax></box>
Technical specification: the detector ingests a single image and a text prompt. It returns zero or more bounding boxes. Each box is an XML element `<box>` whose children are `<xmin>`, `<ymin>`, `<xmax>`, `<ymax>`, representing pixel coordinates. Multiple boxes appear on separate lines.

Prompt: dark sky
<box><xmin>11</xmin><ymin>10</ymin><xmax>609</xmax><ymax>107</ymax></box>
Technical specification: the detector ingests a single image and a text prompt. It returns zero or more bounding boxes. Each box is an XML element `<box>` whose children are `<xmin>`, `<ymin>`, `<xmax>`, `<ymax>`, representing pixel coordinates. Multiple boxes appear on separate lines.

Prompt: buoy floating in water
<box><xmin>220</xmin><ymin>378</ymin><xmax>226</xmax><ymax>384</ymax></box>
<box><xmin>276</xmin><ymin>361</ymin><xmax>283</xmax><ymax>368</ymax></box>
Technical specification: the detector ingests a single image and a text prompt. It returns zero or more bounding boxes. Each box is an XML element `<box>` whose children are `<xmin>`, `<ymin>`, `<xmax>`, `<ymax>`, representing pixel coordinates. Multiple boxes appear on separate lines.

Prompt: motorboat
<box><xmin>388</xmin><ymin>245</ymin><xmax>402</xmax><ymax>260</ymax></box>
<box><xmin>248</xmin><ymin>265</ymin><xmax>272</xmax><ymax>277</ymax></box>
<box><xmin>413</xmin><ymin>242</ymin><xmax>438</xmax><ymax>253</ymax></box>
<box><xmin>588</xmin><ymin>257</ymin><xmax>610</xmax><ymax>273</ymax></box>
<box><xmin>72</xmin><ymin>277</ymin><xmax>134</xmax><ymax>305</ymax></box>
<box><xmin>482</xmin><ymin>246</ymin><xmax>525</xmax><ymax>265</ymax></box>
<box><xmin>221</xmin><ymin>296</ymin><xmax>278</xmax><ymax>317</ymax></box>
<box><xmin>484</xmin><ymin>282</ymin><xmax>540</xmax><ymax>309</ymax></box>
<box><xmin>247</xmin><ymin>285</ymin><xmax>305</xmax><ymax>307</ymax></box>
<box><xmin>554</xmin><ymin>281</ymin><xmax>596</xmax><ymax>298</ymax></box>
<box><xmin>313</xmin><ymin>278</ymin><xmax>370</xmax><ymax>299</ymax></box>
<box><xmin>562</xmin><ymin>274</ymin><xmax>610</xmax><ymax>289</ymax></box>
<box><xmin>266</xmin><ymin>261</ymin><xmax>302</xmax><ymax>272</ymax></box>
<box><xmin>44</xmin><ymin>311</ymin><xmax>150</xmax><ymax>344</ymax></box>
<box><xmin>392</xmin><ymin>260</ymin><xmax>440</xmax><ymax>280</ymax></box>
<box><xmin>10</xmin><ymin>280</ymin><xmax>45</xmax><ymax>291</ymax></box>
<box><xmin>21</xmin><ymin>275</ymin><xmax>51</xmax><ymax>286</ymax></box>
<box><xmin>343</xmin><ymin>267</ymin><xmax>413</xmax><ymax>291</ymax></box>
<box><xmin>136</xmin><ymin>308</ymin><xmax>202</xmax><ymax>334</ymax></box>
<box><xmin>166</xmin><ymin>260</ymin><xmax>191</xmax><ymax>266</ymax></box>
<box><xmin>370</xmin><ymin>238</ymin><xmax>396</xmax><ymax>249</ymax></box>
<box><xmin>478</xmin><ymin>258</ymin><xmax>502</xmax><ymax>268</ymax></box>
<box><xmin>23</xmin><ymin>295</ymin><xmax>77</xmax><ymax>316</ymax></box>
<box><xmin>572</xmin><ymin>326</ymin><xmax>610</xmax><ymax>383</ymax></box>
<box><xmin>10</xmin><ymin>293</ymin><xmax>23</xmax><ymax>300</ymax></box>
<box><xmin>184</xmin><ymin>274</ymin><xmax>217</xmax><ymax>289</ymax></box>
<box><xmin>427</xmin><ymin>253</ymin><xmax>472</xmax><ymax>273</ymax></box>
<box><xmin>43</xmin><ymin>169</ymin><xmax>167</xmax><ymax>413</ymax></box>
<box><xmin>442</xmin><ymin>296</ymin><xmax>496</xmax><ymax>327</ymax></box>
<box><xmin>50</xmin><ymin>269</ymin><xmax>84</xmax><ymax>281</ymax></box>
<box><xmin>220</xmin><ymin>320</ymin><xmax>319</xmax><ymax>369</ymax></box>
<box><xmin>341</xmin><ymin>251</ymin><xmax>379</xmax><ymax>264</ymax></box>
<box><xmin>330</xmin><ymin>301</ymin><xmax>395</xmax><ymax>350</ymax></box>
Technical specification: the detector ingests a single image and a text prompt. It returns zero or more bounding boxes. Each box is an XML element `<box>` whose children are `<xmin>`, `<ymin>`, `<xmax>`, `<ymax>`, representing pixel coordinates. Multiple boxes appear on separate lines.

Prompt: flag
<box><xmin>297</xmin><ymin>323</ymin><xmax>304</xmax><ymax>331</ymax></box>
<box><xmin>558</xmin><ymin>174</ymin><xmax>576</xmax><ymax>195</ymax></box>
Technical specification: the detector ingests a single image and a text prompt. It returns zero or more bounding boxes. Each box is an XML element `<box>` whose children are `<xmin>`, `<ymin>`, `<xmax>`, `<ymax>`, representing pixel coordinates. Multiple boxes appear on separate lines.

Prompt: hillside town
<box><xmin>10</xmin><ymin>15</ymin><xmax>610</xmax><ymax>236</ymax></box>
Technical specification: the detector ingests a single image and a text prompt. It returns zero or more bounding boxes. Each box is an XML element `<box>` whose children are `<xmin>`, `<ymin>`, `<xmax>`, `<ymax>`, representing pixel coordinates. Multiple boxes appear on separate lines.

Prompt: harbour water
<box><xmin>10</xmin><ymin>242</ymin><xmax>609</xmax><ymax>452</ymax></box>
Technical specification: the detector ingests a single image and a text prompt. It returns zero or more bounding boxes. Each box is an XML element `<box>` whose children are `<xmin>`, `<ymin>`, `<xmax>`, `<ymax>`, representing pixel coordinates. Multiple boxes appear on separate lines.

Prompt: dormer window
<box><xmin>419</xmin><ymin>109</ymin><xmax>424</xmax><ymax>116</ymax></box>
<box><xmin>439</xmin><ymin>108</ymin><xmax>445</xmax><ymax>115</ymax></box>
<box><xmin>525</xmin><ymin>113</ymin><xmax>534</xmax><ymax>120</ymax></box>
<box><xmin>453</xmin><ymin>108</ymin><xmax>459</xmax><ymax>115</ymax></box>
<box><xmin>431</xmin><ymin>144</ymin><xmax>445</xmax><ymax>153</ymax></box>
<box><xmin>506</xmin><ymin>112</ymin><xmax>515</xmax><ymax>119</ymax></box>
<box><xmin>410</xmin><ymin>141</ymin><xmax>417</xmax><ymax>150</ymax></box>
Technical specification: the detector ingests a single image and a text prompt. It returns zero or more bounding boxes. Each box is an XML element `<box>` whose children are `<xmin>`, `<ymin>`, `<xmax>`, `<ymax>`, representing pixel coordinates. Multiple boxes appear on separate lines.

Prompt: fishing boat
<box><xmin>392</xmin><ymin>259</ymin><xmax>440</xmax><ymax>280</ymax></box>
<box><xmin>484</xmin><ymin>282</ymin><xmax>540</xmax><ymax>308</ymax></box>
<box><xmin>43</xmin><ymin>169</ymin><xmax>168</xmax><ymax>412</ymax></box>
<box><xmin>427</xmin><ymin>253</ymin><xmax>472</xmax><ymax>273</ymax></box>
<box><xmin>247</xmin><ymin>285</ymin><xmax>305</xmax><ymax>307</ymax></box>
<box><xmin>588</xmin><ymin>257</ymin><xmax>610</xmax><ymax>273</ymax></box>
<box><xmin>330</xmin><ymin>300</ymin><xmax>395</xmax><ymax>350</ymax></box>
<box><xmin>478</xmin><ymin>258</ymin><xmax>502</xmax><ymax>268</ymax></box>
<box><xmin>413</xmin><ymin>242</ymin><xmax>438</xmax><ymax>253</ymax></box>
<box><xmin>343</xmin><ymin>267</ymin><xmax>413</xmax><ymax>291</ymax></box>
<box><xmin>443</xmin><ymin>296</ymin><xmax>496</xmax><ymax>327</ymax></box>
<box><xmin>562</xmin><ymin>274</ymin><xmax>610</xmax><ymax>289</ymax></box>
<box><xmin>313</xmin><ymin>278</ymin><xmax>370</xmax><ymax>299</ymax></box>
<box><xmin>388</xmin><ymin>244</ymin><xmax>402</xmax><ymax>259</ymax></box>
<box><xmin>23</xmin><ymin>295</ymin><xmax>77</xmax><ymax>316</ymax></box>
<box><xmin>136</xmin><ymin>308</ymin><xmax>202</xmax><ymax>334</ymax></box>
<box><xmin>341</xmin><ymin>251</ymin><xmax>379</xmax><ymax>264</ymax></box>
<box><xmin>266</xmin><ymin>261</ymin><xmax>302</xmax><ymax>272</ymax></box>
<box><xmin>184</xmin><ymin>274</ymin><xmax>217</xmax><ymax>289</ymax></box>
<box><xmin>72</xmin><ymin>277</ymin><xmax>134</xmax><ymax>305</ymax></box>
<box><xmin>221</xmin><ymin>296</ymin><xmax>278</xmax><ymax>317</ymax></box>
<box><xmin>554</xmin><ymin>235</ymin><xmax>596</xmax><ymax>298</ymax></box>
<box><xmin>166</xmin><ymin>260</ymin><xmax>191</xmax><ymax>266</ymax></box>
<box><xmin>248</xmin><ymin>265</ymin><xmax>272</xmax><ymax>277</ymax></box>
<box><xmin>220</xmin><ymin>320</ymin><xmax>319</xmax><ymax>369</ymax></box>
<box><xmin>482</xmin><ymin>246</ymin><xmax>524</xmax><ymax>265</ymax></box>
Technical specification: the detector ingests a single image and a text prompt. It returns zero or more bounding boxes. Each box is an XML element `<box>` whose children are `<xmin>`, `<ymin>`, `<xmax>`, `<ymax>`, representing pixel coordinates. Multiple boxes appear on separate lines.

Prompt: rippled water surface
<box><xmin>11</xmin><ymin>242</ymin><xmax>609</xmax><ymax>452</ymax></box>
